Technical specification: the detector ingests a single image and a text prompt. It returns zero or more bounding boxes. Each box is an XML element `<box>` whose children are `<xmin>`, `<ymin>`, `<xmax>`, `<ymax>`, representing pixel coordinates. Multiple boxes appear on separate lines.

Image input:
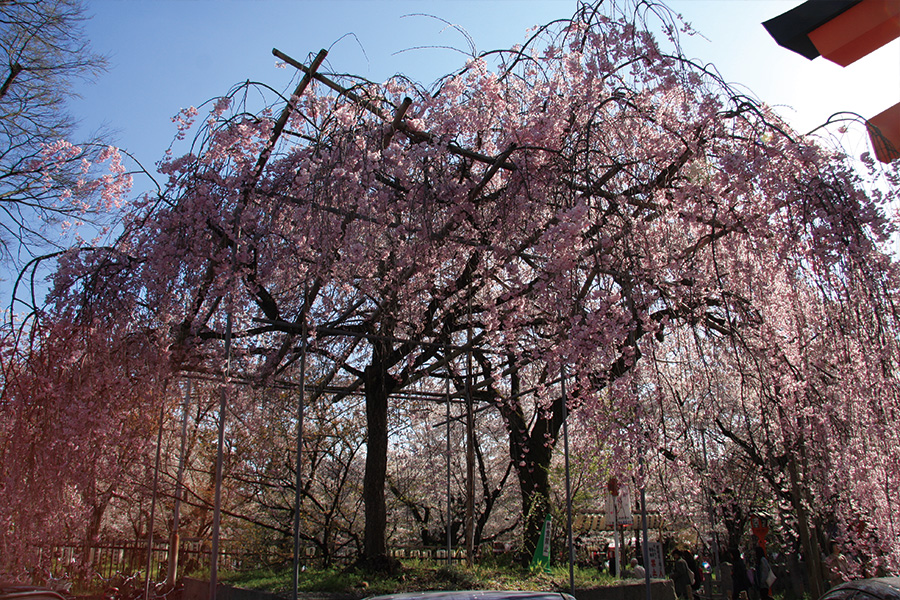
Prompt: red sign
<box><xmin>751</xmin><ymin>515</ymin><xmax>769</xmax><ymax>550</ymax></box>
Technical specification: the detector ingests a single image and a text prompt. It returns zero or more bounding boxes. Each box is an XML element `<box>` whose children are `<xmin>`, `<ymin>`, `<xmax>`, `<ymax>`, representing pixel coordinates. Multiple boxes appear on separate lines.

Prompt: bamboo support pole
<box><xmin>468</xmin><ymin>143</ymin><xmax>517</xmax><ymax>201</ymax></box>
<box><xmin>464</xmin><ymin>294</ymin><xmax>475</xmax><ymax>567</ymax></box>
<box><xmin>561</xmin><ymin>366</ymin><xmax>574</xmax><ymax>593</ymax></box>
<box><xmin>144</xmin><ymin>406</ymin><xmax>165</xmax><ymax>600</ymax></box>
<box><xmin>273</xmin><ymin>48</ymin><xmax>517</xmax><ymax>171</ymax></box>
<box><xmin>251</xmin><ymin>49</ymin><xmax>328</xmax><ymax>185</ymax></box>
<box><xmin>383</xmin><ymin>97</ymin><xmax>413</xmax><ymax>149</ymax></box>
<box><xmin>445</xmin><ymin>343</ymin><xmax>453</xmax><ymax>566</ymax></box>
<box><xmin>165</xmin><ymin>381</ymin><xmax>191</xmax><ymax>589</ymax></box>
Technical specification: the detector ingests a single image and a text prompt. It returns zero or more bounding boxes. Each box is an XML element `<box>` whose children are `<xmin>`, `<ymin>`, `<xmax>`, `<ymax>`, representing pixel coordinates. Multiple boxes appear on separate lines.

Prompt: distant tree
<box><xmin>222</xmin><ymin>382</ymin><xmax>368</xmax><ymax>567</ymax></box>
<box><xmin>388</xmin><ymin>393</ymin><xmax>517</xmax><ymax>553</ymax></box>
<box><xmin>0</xmin><ymin>0</ymin><xmax>131</xmax><ymax>269</ymax></box>
<box><xmin>0</xmin><ymin>320</ymin><xmax>168</xmax><ymax>578</ymax></box>
<box><xmin>628</xmin><ymin>235</ymin><xmax>900</xmax><ymax>591</ymax></box>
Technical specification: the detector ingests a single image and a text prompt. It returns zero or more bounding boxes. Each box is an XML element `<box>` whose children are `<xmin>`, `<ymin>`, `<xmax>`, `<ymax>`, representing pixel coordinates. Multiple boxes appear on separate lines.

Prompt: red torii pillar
<box><xmin>764</xmin><ymin>0</ymin><xmax>900</xmax><ymax>162</ymax></box>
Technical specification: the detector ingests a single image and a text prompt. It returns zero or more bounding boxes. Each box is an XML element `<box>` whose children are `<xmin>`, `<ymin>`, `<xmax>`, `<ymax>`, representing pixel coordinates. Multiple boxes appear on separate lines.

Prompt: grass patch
<box><xmin>218</xmin><ymin>561</ymin><xmax>619</xmax><ymax>597</ymax></box>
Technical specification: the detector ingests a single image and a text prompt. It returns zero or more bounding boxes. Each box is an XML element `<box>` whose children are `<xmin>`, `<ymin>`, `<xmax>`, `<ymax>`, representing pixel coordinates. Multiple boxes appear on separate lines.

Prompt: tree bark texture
<box><xmin>362</xmin><ymin>338</ymin><xmax>395</xmax><ymax>566</ymax></box>
<box><xmin>498</xmin><ymin>387</ymin><xmax>564</xmax><ymax>562</ymax></box>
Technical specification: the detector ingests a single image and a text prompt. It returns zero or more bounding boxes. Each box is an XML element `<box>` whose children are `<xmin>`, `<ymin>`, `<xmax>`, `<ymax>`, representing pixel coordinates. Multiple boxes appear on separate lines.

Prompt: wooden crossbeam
<box><xmin>273</xmin><ymin>48</ymin><xmax>517</xmax><ymax>171</ymax></box>
<box><xmin>250</xmin><ymin>48</ymin><xmax>328</xmax><ymax>184</ymax></box>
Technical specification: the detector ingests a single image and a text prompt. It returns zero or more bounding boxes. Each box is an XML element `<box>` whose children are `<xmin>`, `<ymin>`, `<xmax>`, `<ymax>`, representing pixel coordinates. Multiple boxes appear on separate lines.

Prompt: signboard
<box><xmin>751</xmin><ymin>514</ymin><xmax>769</xmax><ymax>550</ymax></box>
<box><xmin>530</xmin><ymin>515</ymin><xmax>552</xmax><ymax>573</ymax></box>
<box><xmin>646</xmin><ymin>541</ymin><xmax>665</xmax><ymax>578</ymax></box>
<box><xmin>605</xmin><ymin>486</ymin><xmax>634</xmax><ymax>527</ymax></box>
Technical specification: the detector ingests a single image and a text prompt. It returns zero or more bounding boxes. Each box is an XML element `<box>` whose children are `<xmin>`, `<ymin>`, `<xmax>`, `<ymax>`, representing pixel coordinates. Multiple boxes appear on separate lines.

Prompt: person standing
<box><xmin>755</xmin><ymin>546</ymin><xmax>773</xmax><ymax>600</ymax></box>
<box><xmin>674</xmin><ymin>550</ymin><xmax>695</xmax><ymax>600</ymax></box>
<box><xmin>731</xmin><ymin>549</ymin><xmax>752</xmax><ymax>600</ymax></box>
<box><xmin>684</xmin><ymin>551</ymin><xmax>704</xmax><ymax>593</ymax></box>
<box><xmin>825</xmin><ymin>542</ymin><xmax>852</xmax><ymax>588</ymax></box>
<box><xmin>720</xmin><ymin>557</ymin><xmax>734</xmax><ymax>600</ymax></box>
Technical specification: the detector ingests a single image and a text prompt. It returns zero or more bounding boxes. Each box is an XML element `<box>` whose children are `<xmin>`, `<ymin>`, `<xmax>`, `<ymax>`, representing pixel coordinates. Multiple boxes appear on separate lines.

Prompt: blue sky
<box><xmin>71</xmin><ymin>0</ymin><xmax>900</xmax><ymax>187</ymax></box>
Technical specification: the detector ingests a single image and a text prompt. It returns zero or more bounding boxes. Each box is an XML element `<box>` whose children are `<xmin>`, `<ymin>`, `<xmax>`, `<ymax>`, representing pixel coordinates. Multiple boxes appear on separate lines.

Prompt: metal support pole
<box><xmin>144</xmin><ymin>406</ymin><xmax>165</xmax><ymax>600</ymax></box>
<box><xmin>209</xmin><ymin>311</ymin><xmax>232</xmax><ymax>600</ymax></box>
<box><xmin>166</xmin><ymin>381</ymin><xmax>191</xmax><ymax>589</ymax></box>
<box><xmin>613</xmin><ymin>500</ymin><xmax>621</xmax><ymax>577</ymax></box>
<box><xmin>640</xmin><ymin>457</ymin><xmax>652</xmax><ymax>600</ymax></box>
<box><xmin>464</xmin><ymin>295</ymin><xmax>475</xmax><ymax>567</ymax></box>
<box><xmin>561</xmin><ymin>365</ymin><xmax>574</xmax><ymax>593</ymax></box>
<box><xmin>446</xmin><ymin>344</ymin><xmax>453</xmax><ymax>566</ymax></box>
<box><xmin>292</xmin><ymin>317</ymin><xmax>307</xmax><ymax>600</ymax></box>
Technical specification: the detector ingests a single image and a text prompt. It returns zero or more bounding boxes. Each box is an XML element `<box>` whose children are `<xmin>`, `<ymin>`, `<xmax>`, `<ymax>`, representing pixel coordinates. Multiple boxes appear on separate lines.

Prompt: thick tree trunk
<box><xmin>518</xmin><ymin>444</ymin><xmax>553</xmax><ymax>563</ymax></box>
<box><xmin>787</xmin><ymin>455</ymin><xmax>826</xmax><ymax>598</ymax></box>
<box><xmin>80</xmin><ymin>489</ymin><xmax>110</xmax><ymax>578</ymax></box>
<box><xmin>499</xmin><ymin>366</ymin><xmax>562</xmax><ymax>563</ymax></box>
<box><xmin>360</xmin><ymin>339</ymin><xmax>399</xmax><ymax>572</ymax></box>
<box><xmin>775</xmin><ymin>400</ymin><xmax>826</xmax><ymax>598</ymax></box>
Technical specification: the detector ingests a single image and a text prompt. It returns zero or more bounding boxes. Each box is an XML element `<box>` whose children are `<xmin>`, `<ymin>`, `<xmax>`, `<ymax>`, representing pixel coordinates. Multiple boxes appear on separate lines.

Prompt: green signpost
<box><xmin>530</xmin><ymin>515</ymin><xmax>553</xmax><ymax>573</ymax></box>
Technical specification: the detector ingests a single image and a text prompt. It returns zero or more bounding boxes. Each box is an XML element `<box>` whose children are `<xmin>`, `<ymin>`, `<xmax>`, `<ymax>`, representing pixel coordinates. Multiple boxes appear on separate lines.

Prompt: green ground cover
<box><xmin>219</xmin><ymin>561</ymin><xmax>617</xmax><ymax>597</ymax></box>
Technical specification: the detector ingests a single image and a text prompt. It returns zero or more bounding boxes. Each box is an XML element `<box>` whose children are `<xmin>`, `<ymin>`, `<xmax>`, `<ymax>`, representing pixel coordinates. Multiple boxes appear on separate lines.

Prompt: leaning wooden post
<box><xmin>382</xmin><ymin>97</ymin><xmax>412</xmax><ymax>149</ymax></box>
<box><xmin>272</xmin><ymin>48</ymin><xmax>516</xmax><ymax>171</ymax></box>
<box><xmin>254</xmin><ymin>49</ymin><xmax>328</xmax><ymax>184</ymax></box>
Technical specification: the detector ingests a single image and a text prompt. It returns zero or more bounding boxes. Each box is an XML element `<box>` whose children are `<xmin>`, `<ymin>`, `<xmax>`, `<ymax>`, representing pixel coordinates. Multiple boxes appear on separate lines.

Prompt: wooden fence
<box><xmin>48</xmin><ymin>540</ymin><xmax>501</xmax><ymax>582</ymax></box>
<box><xmin>49</xmin><ymin>540</ymin><xmax>246</xmax><ymax>582</ymax></box>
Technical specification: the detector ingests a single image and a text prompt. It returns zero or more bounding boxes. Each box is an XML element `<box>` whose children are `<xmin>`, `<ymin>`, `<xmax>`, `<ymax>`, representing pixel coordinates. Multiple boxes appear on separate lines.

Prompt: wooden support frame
<box><xmin>273</xmin><ymin>48</ymin><xmax>517</xmax><ymax>171</ymax></box>
<box><xmin>383</xmin><ymin>97</ymin><xmax>413</xmax><ymax>149</ymax></box>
